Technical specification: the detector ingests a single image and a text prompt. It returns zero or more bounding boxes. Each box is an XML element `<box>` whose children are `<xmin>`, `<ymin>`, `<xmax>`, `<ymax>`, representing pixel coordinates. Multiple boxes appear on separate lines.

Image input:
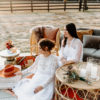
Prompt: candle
<box><xmin>86</xmin><ymin>62</ymin><xmax>93</xmax><ymax>73</ymax></box>
<box><xmin>80</xmin><ymin>68</ymin><xmax>86</xmax><ymax>78</ymax></box>
<box><xmin>91</xmin><ymin>66</ymin><xmax>98</xmax><ymax>79</ymax></box>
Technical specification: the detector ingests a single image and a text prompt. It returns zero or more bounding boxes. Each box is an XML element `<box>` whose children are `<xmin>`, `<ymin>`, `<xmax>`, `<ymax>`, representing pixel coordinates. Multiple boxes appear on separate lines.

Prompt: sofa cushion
<box><xmin>77</xmin><ymin>29</ymin><xmax>93</xmax><ymax>42</ymax></box>
<box><xmin>16</xmin><ymin>56</ymin><xmax>36</xmax><ymax>69</ymax></box>
<box><xmin>93</xmin><ymin>29</ymin><xmax>100</xmax><ymax>36</ymax></box>
<box><xmin>32</xmin><ymin>26</ymin><xmax>44</xmax><ymax>42</ymax></box>
<box><xmin>83</xmin><ymin>48</ymin><xmax>96</xmax><ymax>56</ymax></box>
<box><xmin>92</xmin><ymin>50</ymin><xmax>100</xmax><ymax>59</ymax></box>
<box><xmin>83</xmin><ymin>35</ymin><xmax>100</xmax><ymax>49</ymax></box>
<box><xmin>83</xmin><ymin>48</ymin><xmax>96</xmax><ymax>61</ymax></box>
<box><xmin>43</xmin><ymin>26</ymin><xmax>59</xmax><ymax>41</ymax></box>
<box><xmin>77</xmin><ymin>28</ymin><xmax>100</xmax><ymax>36</ymax></box>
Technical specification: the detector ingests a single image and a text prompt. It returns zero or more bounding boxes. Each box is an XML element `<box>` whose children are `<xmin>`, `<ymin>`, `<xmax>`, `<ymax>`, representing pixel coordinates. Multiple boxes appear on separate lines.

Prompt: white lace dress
<box><xmin>58</xmin><ymin>38</ymin><xmax>83</xmax><ymax>66</ymax></box>
<box><xmin>13</xmin><ymin>54</ymin><xmax>58</xmax><ymax>100</ymax></box>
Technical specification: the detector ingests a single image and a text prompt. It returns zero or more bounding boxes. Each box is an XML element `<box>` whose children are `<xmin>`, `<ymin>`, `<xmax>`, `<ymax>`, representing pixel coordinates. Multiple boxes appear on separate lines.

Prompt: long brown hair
<box><xmin>62</xmin><ymin>23</ymin><xmax>78</xmax><ymax>47</ymax></box>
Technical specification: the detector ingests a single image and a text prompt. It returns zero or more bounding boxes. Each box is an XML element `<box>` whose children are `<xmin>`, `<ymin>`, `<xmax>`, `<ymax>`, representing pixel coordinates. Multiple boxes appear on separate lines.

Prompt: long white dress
<box><xmin>13</xmin><ymin>54</ymin><xmax>58</xmax><ymax>100</ymax></box>
<box><xmin>58</xmin><ymin>38</ymin><xmax>83</xmax><ymax>66</ymax></box>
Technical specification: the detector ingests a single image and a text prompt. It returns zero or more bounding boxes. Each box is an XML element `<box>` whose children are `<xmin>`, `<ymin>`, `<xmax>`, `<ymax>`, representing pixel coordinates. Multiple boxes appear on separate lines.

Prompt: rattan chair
<box><xmin>30</xmin><ymin>25</ymin><xmax>61</xmax><ymax>56</ymax></box>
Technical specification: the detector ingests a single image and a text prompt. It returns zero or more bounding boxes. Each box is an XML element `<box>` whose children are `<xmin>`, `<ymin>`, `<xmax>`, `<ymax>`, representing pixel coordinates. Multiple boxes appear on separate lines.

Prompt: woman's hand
<box><xmin>34</xmin><ymin>86</ymin><xmax>43</xmax><ymax>94</ymax></box>
<box><xmin>61</xmin><ymin>57</ymin><xmax>66</xmax><ymax>64</ymax></box>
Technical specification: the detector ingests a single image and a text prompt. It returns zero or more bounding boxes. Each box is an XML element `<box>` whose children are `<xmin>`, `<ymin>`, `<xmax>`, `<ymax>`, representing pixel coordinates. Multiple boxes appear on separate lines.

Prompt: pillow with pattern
<box><xmin>43</xmin><ymin>27</ymin><xmax>59</xmax><ymax>41</ymax></box>
<box><xmin>16</xmin><ymin>56</ymin><xmax>36</xmax><ymax>69</ymax></box>
<box><xmin>77</xmin><ymin>29</ymin><xmax>93</xmax><ymax>42</ymax></box>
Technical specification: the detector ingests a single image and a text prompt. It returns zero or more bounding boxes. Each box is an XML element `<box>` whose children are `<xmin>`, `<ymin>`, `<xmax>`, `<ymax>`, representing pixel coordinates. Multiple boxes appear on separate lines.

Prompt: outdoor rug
<box><xmin>0</xmin><ymin>90</ymin><xmax>17</xmax><ymax>100</ymax></box>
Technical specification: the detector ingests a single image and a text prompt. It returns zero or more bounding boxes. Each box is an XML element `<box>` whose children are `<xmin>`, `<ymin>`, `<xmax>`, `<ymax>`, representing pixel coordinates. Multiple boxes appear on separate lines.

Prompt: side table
<box><xmin>55</xmin><ymin>62</ymin><xmax>100</xmax><ymax>100</ymax></box>
<box><xmin>0</xmin><ymin>49</ymin><xmax>20</xmax><ymax>65</ymax></box>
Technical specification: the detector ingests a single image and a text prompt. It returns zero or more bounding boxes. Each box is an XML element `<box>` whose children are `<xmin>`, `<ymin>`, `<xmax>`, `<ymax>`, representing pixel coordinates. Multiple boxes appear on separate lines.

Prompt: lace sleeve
<box><xmin>74</xmin><ymin>39</ymin><xmax>83</xmax><ymax>62</ymax></box>
<box><xmin>22</xmin><ymin>56</ymin><xmax>39</xmax><ymax>75</ymax></box>
<box><xmin>42</xmin><ymin>57</ymin><xmax>58</xmax><ymax>88</ymax></box>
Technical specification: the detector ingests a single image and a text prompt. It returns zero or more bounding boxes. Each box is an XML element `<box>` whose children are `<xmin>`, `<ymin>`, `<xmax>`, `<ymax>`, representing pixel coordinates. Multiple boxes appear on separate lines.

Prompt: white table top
<box><xmin>0</xmin><ymin>49</ymin><xmax>20</xmax><ymax>58</ymax></box>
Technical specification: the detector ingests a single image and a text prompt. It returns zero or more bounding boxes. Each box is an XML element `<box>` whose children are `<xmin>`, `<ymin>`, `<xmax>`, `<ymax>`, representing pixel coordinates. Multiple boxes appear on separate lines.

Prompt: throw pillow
<box><xmin>77</xmin><ymin>29</ymin><xmax>93</xmax><ymax>42</ymax></box>
<box><xmin>16</xmin><ymin>56</ymin><xmax>36</xmax><ymax>69</ymax></box>
<box><xmin>43</xmin><ymin>27</ymin><xmax>59</xmax><ymax>41</ymax></box>
<box><xmin>33</xmin><ymin>27</ymin><xmax>44</xmax><ymax>42</ymax></box>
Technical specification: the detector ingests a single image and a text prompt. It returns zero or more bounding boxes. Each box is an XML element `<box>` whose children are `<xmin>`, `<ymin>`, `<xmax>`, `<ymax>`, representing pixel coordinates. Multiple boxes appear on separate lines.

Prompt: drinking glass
<box><xmin>87</xmin><ymin>57</ymin><xmax>100</xmax><ymax>82</ymax></box>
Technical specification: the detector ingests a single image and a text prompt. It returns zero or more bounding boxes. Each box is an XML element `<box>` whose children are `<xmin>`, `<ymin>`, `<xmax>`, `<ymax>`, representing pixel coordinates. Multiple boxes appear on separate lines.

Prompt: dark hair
<box><xmin>39</xmin><ymin>39</ymin><xmax>55</xmax><ymax>51</ymax></box>
<box><xmin>63</xmin><ymin>23</ymin><xmax>78</xmax><ymax>47</ymax></box>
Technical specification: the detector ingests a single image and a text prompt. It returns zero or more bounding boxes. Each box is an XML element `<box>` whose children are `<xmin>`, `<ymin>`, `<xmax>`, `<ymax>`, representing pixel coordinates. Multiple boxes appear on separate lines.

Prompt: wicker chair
<box><xmin>30</xmin><ymin>25</ymin><xmax>61</xmax><ymax>56</ymax></box>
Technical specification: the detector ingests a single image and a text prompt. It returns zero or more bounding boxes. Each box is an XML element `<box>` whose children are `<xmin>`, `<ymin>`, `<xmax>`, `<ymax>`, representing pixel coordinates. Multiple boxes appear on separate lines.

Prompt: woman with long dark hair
<box><xmin>58</xmin><ymin>23</ymin><xmax>83</xmax><ymax>66</ymax></box>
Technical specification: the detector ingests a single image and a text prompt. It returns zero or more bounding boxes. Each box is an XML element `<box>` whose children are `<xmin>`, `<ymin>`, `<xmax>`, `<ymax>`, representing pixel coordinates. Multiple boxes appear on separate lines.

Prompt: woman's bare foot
<box><xmin>3</xmin><ymin>89</ymin><xmax>16</xmax><ymax>97</ymax></box>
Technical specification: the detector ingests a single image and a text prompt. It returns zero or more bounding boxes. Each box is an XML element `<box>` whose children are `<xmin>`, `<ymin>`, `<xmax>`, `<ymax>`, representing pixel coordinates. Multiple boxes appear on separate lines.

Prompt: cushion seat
<box><xmin>83</xmin><ymin>35</ymin><xmax>100</xmax><ymax>61</ymax></box>
<box><xmin>83</xmin><ymin>48</ymin><xmax>96</xmax><ymax>61</ymax></box>
<box><xmin>83</xmin><ymin>48</ymin><xmax>96</xmax><ymax>56</ymax></box>
<box><xmin>92</xmin><ymin>50</ymin><xmax>100</xmax><ymax>59</ymax></box>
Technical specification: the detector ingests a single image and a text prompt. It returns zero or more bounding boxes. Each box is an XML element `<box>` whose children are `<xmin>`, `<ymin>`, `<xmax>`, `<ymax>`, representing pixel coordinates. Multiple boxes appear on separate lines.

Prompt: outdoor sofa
<box><xmin>60</xmin><ymin>28</ymin><xmax>100</xmax><ymax>61</ymax></box>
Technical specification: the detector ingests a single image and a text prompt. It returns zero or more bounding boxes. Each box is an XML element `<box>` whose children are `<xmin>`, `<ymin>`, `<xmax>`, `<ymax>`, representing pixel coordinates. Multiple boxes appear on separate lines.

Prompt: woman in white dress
<box><xmin>58</xmin><ymin>23</ymin><xmax>83</xmax><ymax>66</ymax></box>
<box><xmin>12</xmin><ymin>39</ymin><xmax>58</xmax><ymax>100</ymax></box>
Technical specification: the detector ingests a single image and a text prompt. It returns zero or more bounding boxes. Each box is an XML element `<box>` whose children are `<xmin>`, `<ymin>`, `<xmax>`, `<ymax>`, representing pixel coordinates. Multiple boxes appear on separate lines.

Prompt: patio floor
<box><xmin>0</xmin><ymin>90</ymin><xmax>17</xmax><ymax>100</ymax></box>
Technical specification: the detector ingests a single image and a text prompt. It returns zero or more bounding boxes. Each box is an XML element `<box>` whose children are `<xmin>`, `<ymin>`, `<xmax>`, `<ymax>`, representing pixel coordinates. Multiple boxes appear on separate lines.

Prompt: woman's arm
<box><xmin>73</xmin><ymin>39</ymin><xmax>83</xmax><ymax>62</ymax></box>
<box><xmin>61</xmin><ymin>58</ymin><xmax>75</xmax><ymax>65</ymax></box>
<box><xmin>61</xmin><ymin>39</ymin><xmax>83</xmax><ymax>65</ymax></box>
<box><xmin>22</xmin><ymin>56</ymin><xmax>39</xmax><ymax>75</ymax></box>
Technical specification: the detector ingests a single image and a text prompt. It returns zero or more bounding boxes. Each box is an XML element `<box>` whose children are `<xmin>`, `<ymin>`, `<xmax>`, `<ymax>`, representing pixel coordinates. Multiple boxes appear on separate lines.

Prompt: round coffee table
<box><xmin>0</xmin><ymin>49</ymin><xmax>20</xmax><ymax>65</ymax></box>
<box><xmin>55</xmin><ymin>62</ymin><xmax>100</xmax><ymax>100</ymax></box>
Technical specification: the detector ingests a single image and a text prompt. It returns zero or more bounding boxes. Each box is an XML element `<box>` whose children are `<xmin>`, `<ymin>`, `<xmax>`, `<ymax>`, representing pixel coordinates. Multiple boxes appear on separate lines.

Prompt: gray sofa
<box><xmin>60</xmin><ymin>28</ymin><xmax>100</xmax><ymax>61</ymax></box>
<box><xmin>82</xmin><ymin>29</ymin><xmax>100</xmax><ymax>61</ymax></box>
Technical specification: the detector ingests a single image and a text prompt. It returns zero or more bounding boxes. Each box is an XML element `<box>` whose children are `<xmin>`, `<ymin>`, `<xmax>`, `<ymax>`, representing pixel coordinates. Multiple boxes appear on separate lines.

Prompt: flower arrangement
<box><xmin>6</xmin><ymin>40</ymin><xmax>17</xmax><ymax>53</ymax></box>
<box><xmin>64</xmin><ymin>65</ymin><xmax>91</xmax><ymax>85</ymax></box>
<box><xmin>6</xmin><ymin>40</ymin><xmax>14</xmax><ymax>50</ymax></box>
